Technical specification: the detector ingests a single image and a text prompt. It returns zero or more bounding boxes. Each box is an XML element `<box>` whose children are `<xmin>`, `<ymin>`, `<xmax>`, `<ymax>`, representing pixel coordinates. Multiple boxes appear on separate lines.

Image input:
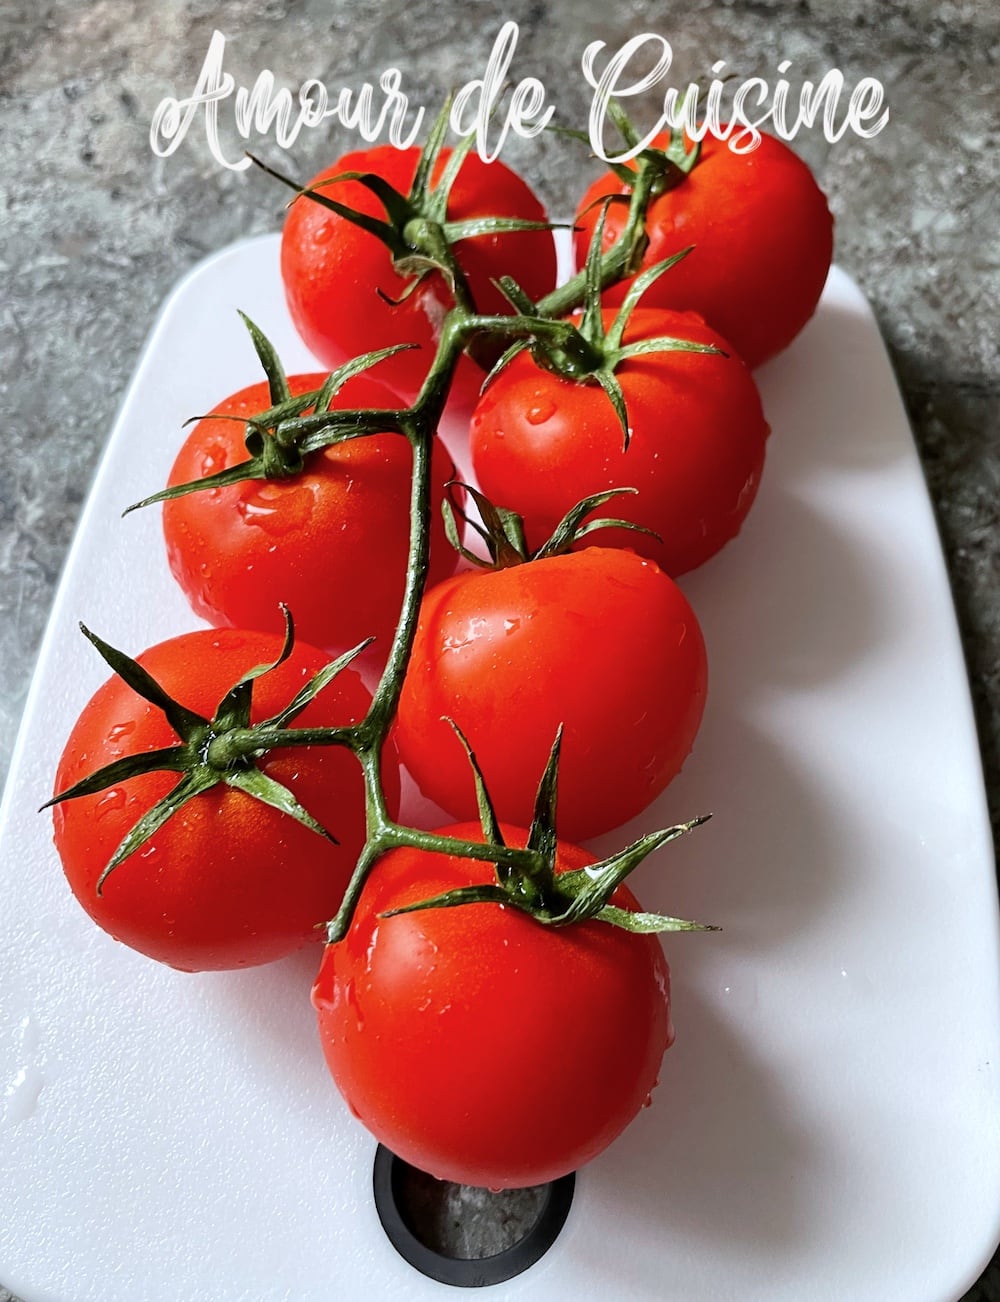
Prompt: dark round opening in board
<box><xmin>372</xmin><ymin>1145</ymin><xmax>575</xmax><ymax>1287</ymax></box>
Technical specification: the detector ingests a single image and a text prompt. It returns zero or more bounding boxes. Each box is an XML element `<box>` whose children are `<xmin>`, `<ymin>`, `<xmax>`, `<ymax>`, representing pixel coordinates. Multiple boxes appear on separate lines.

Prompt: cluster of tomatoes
<box><xmin>48</xmin><ymin>108</ymin><xmax>832</xmax><ymax>1190</ymax></box>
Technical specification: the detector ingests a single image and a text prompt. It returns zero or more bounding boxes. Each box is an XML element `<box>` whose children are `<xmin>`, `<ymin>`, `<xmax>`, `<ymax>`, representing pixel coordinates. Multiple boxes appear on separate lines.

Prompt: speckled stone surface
<box><xmin>1</xmin><ymin>0</ymin><xmax>998</xmax><ymax>1298</ymax></box>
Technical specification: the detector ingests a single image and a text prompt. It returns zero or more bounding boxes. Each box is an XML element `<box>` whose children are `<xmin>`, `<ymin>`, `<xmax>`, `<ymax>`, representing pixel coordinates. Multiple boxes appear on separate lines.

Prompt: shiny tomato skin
<box><xmin>312</xmin><ymin>823</ymin><xmax>674</xmax><ymax>1187</ymax></box>
<box><xmin>52</xmin><ymin>628</ymin><xmax>396</xmax><ymax>972</ymax></box>
<box><xmin>162</xmin><ymin>371</ymin><xmax>458</xmax><ymax>659</ymax></box>
<box><xmin>575</xmin><ymin>131</ymin><xmax>833</xmax><ymax>369</ymax></box>
<box><xmin>396</xmin><ymin>548</ymin><xmax>707</xmax><ymax>841</ymax></box>
<box><xmin>471</xmin><ymin>307</ymin><xmax>768</xmax><ymax>577</ymax></box>
<box><xmin>281</xmin><ymin>144</ymin><xmax>558</xmax><ymax>408</ymax></box>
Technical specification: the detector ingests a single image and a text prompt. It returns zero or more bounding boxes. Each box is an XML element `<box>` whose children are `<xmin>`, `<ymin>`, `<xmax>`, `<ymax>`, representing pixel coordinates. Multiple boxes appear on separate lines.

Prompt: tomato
<box><xmin>51</xmin><ymin>627</ymin><xmax>397</xmax><ymax>972</ymax></box>
<box><xmin>281</xmin><ymin>144</ymin><xmax>558</xmax><ymax>408</ymax></box>
<box><xmin>471</xmin><ymin>307</ymin><xmax>769</xmax><ymax>577</ymax></box>
<box><xmin>312</xmin><ymin>823</ymin><xmax>674</xmax><ymax>1187</ymax></box>
<box><xmin>574</xmin><ymin>131</ymin><xmax>833</xmax><ymax>369</ymax></box>
<box><xmin>162</xmin><ymin>371</ymin><xmax>458</xmax><ymax>658</ymax></box>
<box><xmin>395</xmin><ymin>547</ymin><xmax>706</xmax><ymax>841</ymax></box>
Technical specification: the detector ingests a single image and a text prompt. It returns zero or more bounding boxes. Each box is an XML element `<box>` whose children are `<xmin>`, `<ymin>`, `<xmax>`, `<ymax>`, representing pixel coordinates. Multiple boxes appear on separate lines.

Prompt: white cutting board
<box><xmin>1</xmin><ymin>233</ymin><xmax>999</xmax><ymax>1302</ymax></box>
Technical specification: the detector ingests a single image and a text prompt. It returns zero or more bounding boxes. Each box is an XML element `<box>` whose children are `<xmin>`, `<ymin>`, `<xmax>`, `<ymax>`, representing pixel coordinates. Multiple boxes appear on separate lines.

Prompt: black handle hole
<box><xmin>372</xmin><ymin>1145</ymin><xmax>575</xmax><ymax>1287</ymax></box>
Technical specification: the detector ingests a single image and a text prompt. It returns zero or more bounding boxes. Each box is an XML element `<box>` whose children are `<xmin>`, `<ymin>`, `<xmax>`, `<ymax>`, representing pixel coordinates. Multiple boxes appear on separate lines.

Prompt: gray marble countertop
<box><xmin>2</xmin><ymin>0</ymin><xmax>997</xmax><ymax>1299</ymax></box>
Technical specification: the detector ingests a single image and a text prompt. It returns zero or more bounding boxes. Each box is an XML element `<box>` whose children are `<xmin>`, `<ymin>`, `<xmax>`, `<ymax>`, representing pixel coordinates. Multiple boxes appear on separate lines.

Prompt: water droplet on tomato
<box><xmin>502</xmin><ymin>617</ymin><xmax>520</xmax><ymax>635</ymax></box>
<box><xmin>199</xmin><ymin>562</ymin><xmax>212</xmax><ymax>579</ymax></box>
<box><xmin>96</xmin><ymin>789</ymin><xmax>126</xmax><ymax>818</ymax></box>
<box><xmin>525</xmin><ymin>397</ymin><xmax>556</xmax><ymax>425</ymax></box>
<box><xmin>641</xmin><ymin>1094</ymin><xmax>653</xmax><ymax>1109</ymax></box>
<box><xmin>108</xmin><ymin>721</ymin><xmax>135</xmax><ymax>744</ymax></box>
<box><xmin>198</xmin><ymin>442</ymin><xmax>230</xmax><ymax>477</ymax></box>
<box><xmin>238</xmin><ymin>482</ymin><xmax>314</xmax><ymax>536</ymax></box>
<box><xmin>313</xmin><ymin>220</ymin><xmax>335</xmax><ymax>246</ymax></box>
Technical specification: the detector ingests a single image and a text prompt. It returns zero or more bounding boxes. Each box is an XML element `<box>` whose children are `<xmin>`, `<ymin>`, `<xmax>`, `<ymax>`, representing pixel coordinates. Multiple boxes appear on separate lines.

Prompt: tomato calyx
<box><xmin>576</xmin><ymin>100</ymin><xmax>701</xmax><ymax>197</ymax></box>
<box><xmin>42</xmin><ymin>609</ymin><xmax>368</xmax><ymax>893</ymax></box>
<box><xmin>125</xmin><ymin>316</ymin><xmax>413</xmax><ymax>515</ymax></box>
<box><xmin>485</xmin><ymin>203</ymin><xmax>724</xmax><ymax>450</ymax></box>
<box><xmin>382</xmin><ymin>724</ymin><xmax>716</xmax><ymax>934</ymax></box>
<box><xmin>442</xmin><ymin>482</ymin><xmax>657</xmax><ymax>570</ymax></box>
<box><xmin>250</xmin><ymin>99</ymin><xmax>561</xmax><ymax>315</ymax></box>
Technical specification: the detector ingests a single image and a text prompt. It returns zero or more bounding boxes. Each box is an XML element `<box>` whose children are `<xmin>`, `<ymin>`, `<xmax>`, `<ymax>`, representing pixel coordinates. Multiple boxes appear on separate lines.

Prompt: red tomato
<box><xmin>312</xmin><ymin>823</ymin><xmax>674</xmax><ymax>1187</ymax></box>
<box><xmin>575</xmin><ymin>131</ymin><xmax>833</xmax><ymax>368</ymax></box>
<box><xmin>396</xmin><ymin>548</ymin><xmax>707</xmax><ymax>841</ymax></box>
<box><xmin>281</xmin><ymin>144</ymin><xmax>558</xmax><ymax>408</ymax></box>
<box><xmin>52</xmin><ymin>628</ymin><xmax>396</xmax><ymax>972</ymax></box>
<box><xmin>162</xmin><ymin>371</ymin><xmax>458</xmax><ymax>658</ymax></box>
<box><xmin>471</xmin><ymin>307</ymin><xmax>769</xmax><ymax>577</ymax></box>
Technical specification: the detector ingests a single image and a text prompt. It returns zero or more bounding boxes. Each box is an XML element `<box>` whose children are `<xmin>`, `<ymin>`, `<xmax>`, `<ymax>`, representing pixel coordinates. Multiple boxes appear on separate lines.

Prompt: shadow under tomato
<box><xmin>569</xmin><ymin>986</ymin><xmax>831</xmax><ymax>1287</ymax></box>
<box><xmin>587</xmin><ymin>713</ymin><xmax>849</xmax><ymax>953</ymax></box>
<box><xmin>755</xmin><ymin>288</ymin><xmax>913</xmax><ymax>476</ymax></box>
<box><xmin>680</xmin><ymin>483</ymin><xmax>888</xmax><ymax>695</ymax></box>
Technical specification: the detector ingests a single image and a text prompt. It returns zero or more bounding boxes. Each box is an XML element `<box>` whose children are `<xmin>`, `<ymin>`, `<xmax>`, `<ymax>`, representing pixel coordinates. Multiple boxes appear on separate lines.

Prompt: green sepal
<box><xmin>552</xmin><ymin>815</ymin><xmax>712</xmax><ymax>925</ymax></box>
<box><xmin>327</xmin><ymin>169</ymin><xmax>412</xmax><ymax>231</ymax></box>
<box><xmin>593</xmin><ymin>904</ymin><xmax>719</xmax><ymax>934</ymax></box>
<box><xmin>525</xmin><ymin>727</ymin><xmax>562</xmax><ymax>875</ymax></box>
<box><xmin>41</xmin><ymin>746</ymin><xmax>189</xmax><ymax>811</ymax></box>
<box><xmin>615</xmin><ymin>336</ymin><xmax>723</xmax><ymax>362</ymax></box>
<box><xmin>599</xmin><ymin>100</ymin><xmax>702</xmax><ymax>193</ymax></box>
<box><xmin>237</xmin><ymin>311</ymin><xmax>290</xmax><ymax>406</ymax></box>
<box><xmin>449</xmin><ymin>485</ymin><xmax>657</xmax><ymax>570</ymax></box>
<box><xmin>224</xmin><ymin>766</ymin><xmax>337</xmax><ymax>844</ymax></box>
<box><xmin>533</xmin><ymin>486</ymin><xmax>660</xmax><ymax>558</ymax></box>
<box><xmin>380</xmin><ymin>882</ymin><xmax>512</xmax><ymax>919</ymax></box>
<box><xmin>258</xmin><ymin>638</ymin><xmax>372</xmax><ymax>733</ymax></box>
<box><xmin>79</xmin><ymin>624</ymin><xmax>207</xmax><ymax>740</ymax></box>
<box><xmin>313</xmin><ymin>343</ymin><xmax>417</xmax><ymax>414</ymax></box>
<box><xmin>545</xmin><ymin>123</ymin><xmax>593</xmax><ymax>147</ymax></box>
<box><xmin>440</xmin><ymin>495</ymin><xmax>490</xmax><ymax>569</ymax></box>
<box><xmin>443</xmin><ymin>216</ymin><xmax>566</xmax><ymax>243</ymax></box>
<box><xmin>124</xmin><ymin>460</ymin><xmax>272</xmax><ymax>514</ymax></box>
<box><xmin>443</xmin><ymin>718</ymin><xmax>506</xmax><ymax>856</ymax></box>
<box><xmin>479</xmin><ymin>337</ymin><xmax>532</xmax><ymax>392</ymax></box>
<box><xmin>491</xmin><ymin>275</ymin><xmax>538</xmax><ymax>316</ymax></box>
<box><xmin>409</xmin><ymin>95</ymin><xmax>457</xmax><ymax>215</ymax></box>
<box><xmin>580</xmin><ymin>199</ymin><xmax>614</xmax><ymax>344</ymax></box>
<box><xmin>443</xmin><ymin>482</ymin><xmax>530</xmax><ymax>569</ymax></box>
<box><xmin>288</xmin><ymin>170</ymin><xmax>407</xmax><ymax>254</ymax></box>
<box><xmin>213</xmin><ymin>606</ymin><xmax>296</xmax><ymax>732</ymax></box>
<box><xmin>376</xmin><ymin>266</ymin><xmax>435</xmax><ymax>308</ymax></box>
<box><xmin>606</xmin><ymin>99</ymin><xmax>642</xmax><ymax>151</ymax></box>
<box><xmin>96</xmin><ymin>767</ymin><xmax>220</xmax><ymax>894</ymax></box>
<box><xmin>592</xmin><ymin>367</ymin><xmax>629</xmax><ymax>446</ymax></box>
<box><xmin>605</xmin><ymin>247</ymin><xmax>694</xmax><ymax>350</ymax></box>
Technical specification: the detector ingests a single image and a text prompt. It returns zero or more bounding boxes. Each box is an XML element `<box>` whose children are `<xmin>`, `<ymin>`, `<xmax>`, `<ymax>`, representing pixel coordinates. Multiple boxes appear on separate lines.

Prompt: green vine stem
<box><xmin>53</xmin><ymin>107</ymin><xmax>717</xmax><ymax>944</ymax></box>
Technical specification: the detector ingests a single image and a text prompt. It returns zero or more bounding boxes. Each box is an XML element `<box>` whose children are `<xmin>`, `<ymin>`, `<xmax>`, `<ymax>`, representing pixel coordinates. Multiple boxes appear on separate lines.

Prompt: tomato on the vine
<box><xmin>396</xmin><ymin>547</ymin><xmax>707</xmax><ymax>841</ymax></box>
<box><xmin>575</xmin><ymin>131</ymin><xmax>833</xmax><ymax>368</ymax></box>
<box><xmin>161</xmin><ymin>371</ymin><xmax>458</xmax><ymax>658</ymax></box>
<box><xmin>471</xmin><ymin>307</ymin><xmax>769</xmax><ymax>577</ymax></box>
<box><xmin>281</xmin><ymin>144</ymin><xmax>558</xmax><ymax>407</ymax></box>
<box><xmin>312</xmin><ymin>822</ymin><xmax>674</xmax><ymax>1188</ymax></box>
<box><xmin>51</xmin><ymin>627</ymin><xmax>395</xmax><ymax>972</ymax></box>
